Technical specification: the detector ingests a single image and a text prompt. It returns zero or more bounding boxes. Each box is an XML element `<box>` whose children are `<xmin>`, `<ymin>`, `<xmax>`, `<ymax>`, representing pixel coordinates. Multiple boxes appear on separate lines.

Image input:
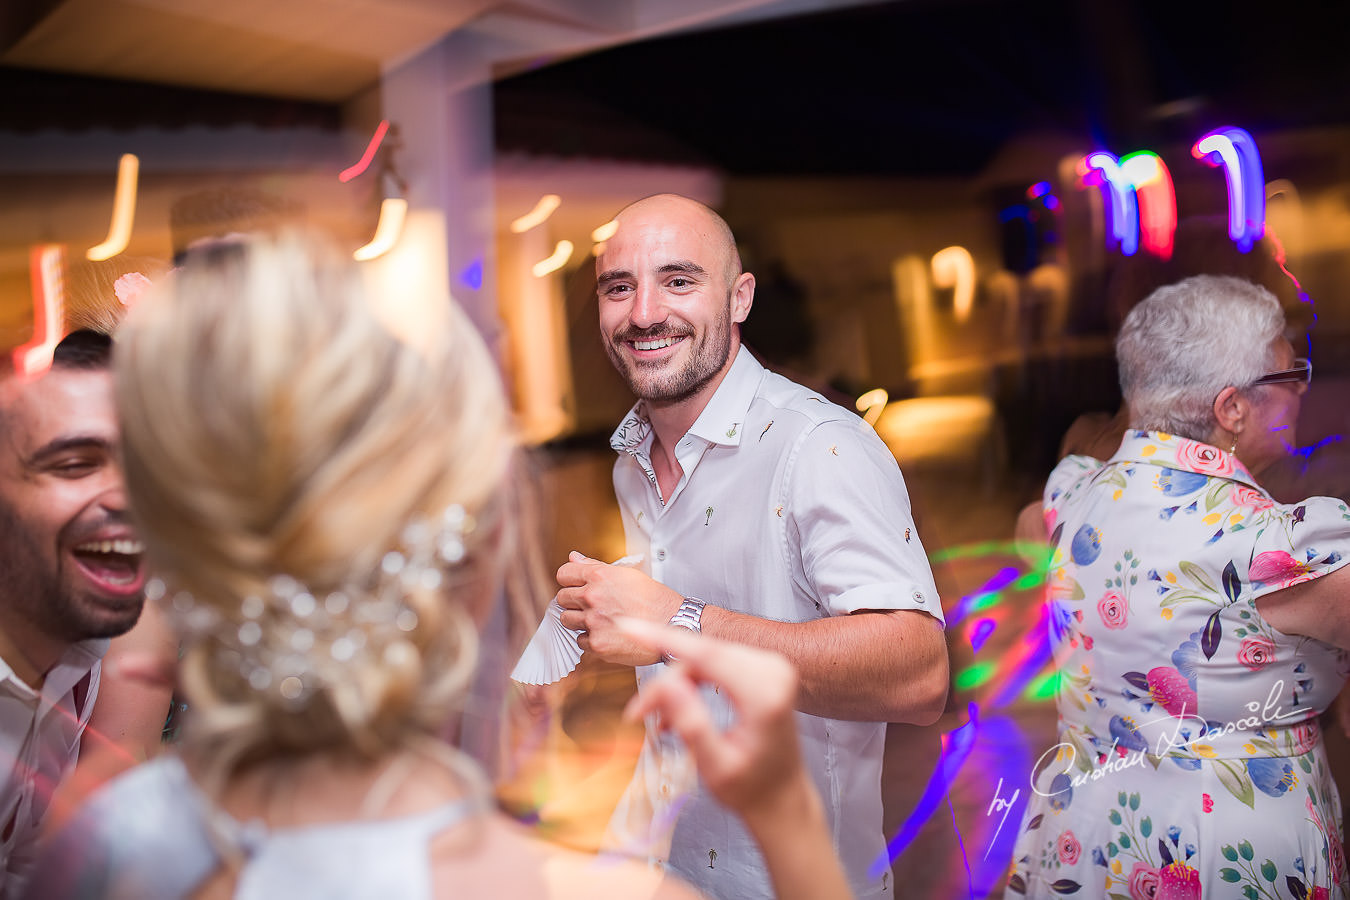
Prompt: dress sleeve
<box><xmin>784</xmin><ymin>417</ymin><xmax>943</xmax><ymax>622</ymax></box>
<box><xmin>1247</xmin><ymin>494</ymin><xmax>1350</xmax><ymax>600</ymax></box>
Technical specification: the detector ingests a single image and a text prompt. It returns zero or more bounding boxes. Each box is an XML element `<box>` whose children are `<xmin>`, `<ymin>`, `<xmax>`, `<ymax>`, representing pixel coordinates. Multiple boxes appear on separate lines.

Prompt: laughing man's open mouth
<box><xmin>72</xmin><ymin>538</ymin><xmax>146</xmax><ymax>592</ymax></box>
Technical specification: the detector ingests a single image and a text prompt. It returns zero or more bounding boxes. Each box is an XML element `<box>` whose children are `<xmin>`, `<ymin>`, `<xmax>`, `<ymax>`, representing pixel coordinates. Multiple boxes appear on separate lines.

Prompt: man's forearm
<box><xmin>699</xmin><ymin>605</ymin><xmax>949</xmax><ymax>723</ymax></box>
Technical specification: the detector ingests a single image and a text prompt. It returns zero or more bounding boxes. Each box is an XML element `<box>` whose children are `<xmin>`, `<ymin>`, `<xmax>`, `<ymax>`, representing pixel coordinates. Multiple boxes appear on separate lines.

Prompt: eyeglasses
<box><xmin>1250</xmin><ymin>357</ymin><xmax>1312</xmax><ymax>388</ymax></box>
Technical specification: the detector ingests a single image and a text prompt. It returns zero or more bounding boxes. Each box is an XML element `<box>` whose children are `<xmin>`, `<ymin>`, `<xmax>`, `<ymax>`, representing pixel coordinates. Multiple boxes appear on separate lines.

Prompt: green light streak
<box><xmin>954</xmin><ymin>660</ymin><xmax>997</xmax><ymax>691</ymax></box>
<box><xmin>1024</xmin><ymin>670</ymin><xmax>1060</xmax><ymax>702</ymax></box>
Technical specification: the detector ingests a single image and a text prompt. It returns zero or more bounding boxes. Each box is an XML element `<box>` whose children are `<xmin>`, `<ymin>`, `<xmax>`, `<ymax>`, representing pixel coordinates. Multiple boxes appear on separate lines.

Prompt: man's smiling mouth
<box><xmin>72</xmin><ymin>538</ymin><xmax>146</xmax><ymax>591</ymax></box>
<box><xmin>631</xmin><ymin>336</ymin><xmax>682</xmax><ymax>351</ymax></box>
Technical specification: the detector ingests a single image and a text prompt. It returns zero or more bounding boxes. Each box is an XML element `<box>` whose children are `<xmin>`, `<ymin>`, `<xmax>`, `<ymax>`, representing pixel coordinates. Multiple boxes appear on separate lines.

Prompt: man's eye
<box><xmin>668</xmin><ymin>278</ymin><xmax>690</xmax><ymax>288</ymax></box>
<box><xmin>52</xmin><ymin>459</ymin><xmax>98</xmax><ymax>476</ymax></box>
<box><xmin>604</xmin><ymin>284</ymin><xmax>632</xmax><ymax>297</ymax></box>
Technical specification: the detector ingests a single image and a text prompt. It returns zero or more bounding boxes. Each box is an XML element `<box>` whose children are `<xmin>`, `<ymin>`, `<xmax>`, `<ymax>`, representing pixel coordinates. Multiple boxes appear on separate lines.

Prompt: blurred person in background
<box><xmin>1006</xmin><ymin>275</ymin><xmax>1350</xmax><ymax>898</ymax></box>
<box><xmin>29</xmin><ymin>232</ymin><xmax>852</xmax><ymax>900</ymax></box>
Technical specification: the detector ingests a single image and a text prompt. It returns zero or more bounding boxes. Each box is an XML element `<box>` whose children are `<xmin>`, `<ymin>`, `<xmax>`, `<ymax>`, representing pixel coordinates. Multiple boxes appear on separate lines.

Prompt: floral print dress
<box><xmin>1007</xmin><ymin>432</ymin><xmax>1350</xmax><ymax>899</ymax></box>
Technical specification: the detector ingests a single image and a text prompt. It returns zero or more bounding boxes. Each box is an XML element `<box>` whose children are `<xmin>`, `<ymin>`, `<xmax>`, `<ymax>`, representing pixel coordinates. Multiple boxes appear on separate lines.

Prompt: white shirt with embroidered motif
<box><xmin>0</xmin><ymin>637</ymin><xmax>103</xmax><ymax>898</ymax></box>
<box><xmin>606</xmin><ymin>347</ymin><xmax>943</xmax><ymax>900</ymax></box>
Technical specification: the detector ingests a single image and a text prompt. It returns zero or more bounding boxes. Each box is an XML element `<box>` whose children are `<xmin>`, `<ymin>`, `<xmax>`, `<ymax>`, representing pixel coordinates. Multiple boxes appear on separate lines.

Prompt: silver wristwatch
<box><xmin>661</xmin><ymin>597</ymin><xmax>706</xmax><ymax>663</ymax></box>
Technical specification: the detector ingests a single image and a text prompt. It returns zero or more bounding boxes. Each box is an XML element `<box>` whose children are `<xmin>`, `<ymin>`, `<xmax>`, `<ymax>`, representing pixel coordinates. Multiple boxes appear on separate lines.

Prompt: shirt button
<box><xmin>656</xmin><ymin>548</ymin><xmax>667</xmax><ymax>561</ymax></box>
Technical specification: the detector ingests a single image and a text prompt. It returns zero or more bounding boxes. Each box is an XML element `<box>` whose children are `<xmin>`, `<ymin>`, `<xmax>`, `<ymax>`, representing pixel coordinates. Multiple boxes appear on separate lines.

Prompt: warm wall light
<box><xmin>855</xmin><ymin>388</ymin><xmax>889</xmax><ymax>426</ymax></box>
<box><xmin>510</xmin><ymin>195</ymin><xmax>561</xmax><ymax>234</ymax></box>
<box><xmin>14</xmin><ymin>245</ymin><xmax>66</xmax><ymax>379</ymax></box>
<box><xmin>930</xmin><ymin>246</ymin><xmax>976</xmax><ymax>322</ymax></box>
<box><xmin>591</xmin><ymin>220</ymin><xmax>618</xmax><ymax>242</ymax></box>
<box><xmin>532</xmin><ymin>240</ymin><xmax>574</xmax><ymax>277</ymax></box>
<box><xmin>354</xmin><ymin>197</ymin><xmax>408</xmax><ymax>262</ymax></box>
<box><xmin>87</xmin><ymin>154</ymin><xmax>138</xmax><ymax>261</ymax></box>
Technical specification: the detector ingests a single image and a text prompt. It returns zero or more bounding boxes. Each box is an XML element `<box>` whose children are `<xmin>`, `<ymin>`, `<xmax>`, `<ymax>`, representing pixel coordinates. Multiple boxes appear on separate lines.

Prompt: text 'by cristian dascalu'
<box><xmin>1031</xmin><ymin>678</ymin><xmax>1304</xmax><ymax>797</ymax></box>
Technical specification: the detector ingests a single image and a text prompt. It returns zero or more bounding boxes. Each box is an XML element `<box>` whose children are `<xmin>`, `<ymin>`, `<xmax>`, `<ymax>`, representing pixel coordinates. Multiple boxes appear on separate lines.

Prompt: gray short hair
<box><xmin>1117</xmin><ymin>275</ymin><xmax>1285</xmax><ymax>441</ymax></box>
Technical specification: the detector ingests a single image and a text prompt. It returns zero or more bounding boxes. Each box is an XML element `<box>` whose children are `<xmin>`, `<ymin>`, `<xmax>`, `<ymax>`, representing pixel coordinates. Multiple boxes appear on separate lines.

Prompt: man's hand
<box><xmin>556</xmin><ymin>551</ymin><xmax>683</xmax><ymax>666</ymax></box>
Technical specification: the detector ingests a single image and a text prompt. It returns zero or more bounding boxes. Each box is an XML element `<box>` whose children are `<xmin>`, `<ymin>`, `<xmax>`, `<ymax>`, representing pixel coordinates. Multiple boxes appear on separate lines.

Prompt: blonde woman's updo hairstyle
<box><xmin>114</xmin><ymin>232</ymin><xmax>514</xmax><ymax>781</ymax></box>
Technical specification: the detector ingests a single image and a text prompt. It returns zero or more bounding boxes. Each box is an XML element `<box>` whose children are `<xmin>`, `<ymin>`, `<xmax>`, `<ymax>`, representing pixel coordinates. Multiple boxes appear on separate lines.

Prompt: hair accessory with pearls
<box><xmin>148</xmin><ymin>503</ymin><xmax>473</xmax><ymax>709</ymax></box>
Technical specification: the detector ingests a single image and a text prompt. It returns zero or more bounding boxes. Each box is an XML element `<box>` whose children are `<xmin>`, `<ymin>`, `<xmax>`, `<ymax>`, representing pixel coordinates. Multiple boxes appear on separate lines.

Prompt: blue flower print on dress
<box><xmin>1109</xmin><ymin>715</ymin><xmax>1148</xmax><ymax>752</ymax></box>
<box><xmin>1157</xmin><ymin>467</ymin><xmax>1209</xmax><ymax>496</ymax></box>
<box><xmin>1047</xmin><ymin>773</ymin><xmax>1073</xmax><ymax>810</ymax></box>
<box><xmin>1071</xmin><ymin>524</ymin><xmax>1103</xmax><ymax>565</ymax></box>
<box><xmin>1247</xmin><ymin>758</ymin><xmax>1298</xmax><ymax>797</ymax></box>
<box><xmin>1171</xmin><ymin>632</ymin><xmax>1205</xmax><ymax>690</ymax></box>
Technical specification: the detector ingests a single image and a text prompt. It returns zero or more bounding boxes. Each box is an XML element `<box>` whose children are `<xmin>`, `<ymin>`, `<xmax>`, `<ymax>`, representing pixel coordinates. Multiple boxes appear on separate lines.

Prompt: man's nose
<box><xmin>629</xmin><ymin>284</ymin><xmax>667</xmax><ymax>330</ymax></box>
<box><xmin>97</xmin><ymin>476</ymin><xmax>129</xmax><ymax>515</ymax></box>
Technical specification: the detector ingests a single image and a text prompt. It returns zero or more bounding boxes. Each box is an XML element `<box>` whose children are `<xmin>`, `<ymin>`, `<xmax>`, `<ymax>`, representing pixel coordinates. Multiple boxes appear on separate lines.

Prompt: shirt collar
<box><xmin>1109</xmin><ymin>429</ymin><xmax>1262</xmax><ymax>490</ymax></box>
<box><xmin>609</xmin><ymin>346</ymin><xmax>764</xmax><ymax>453</ymax></box>
<box><xmin>686</xmin><ymin>346</ymin><xmax>763</xmax><ymax>448</ymax></box>
<box><xmin>0</xmin><ymin>637</ymin><xmax>106</xmax><ymax>699</ymax></box>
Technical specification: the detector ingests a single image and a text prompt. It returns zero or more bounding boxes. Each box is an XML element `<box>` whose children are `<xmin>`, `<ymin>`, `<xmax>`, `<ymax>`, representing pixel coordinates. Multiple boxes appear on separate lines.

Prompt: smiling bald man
<box><xmin>557</xmin><ymin>194</ymin><xmax>950</xmax><ymax>900</ymax></box>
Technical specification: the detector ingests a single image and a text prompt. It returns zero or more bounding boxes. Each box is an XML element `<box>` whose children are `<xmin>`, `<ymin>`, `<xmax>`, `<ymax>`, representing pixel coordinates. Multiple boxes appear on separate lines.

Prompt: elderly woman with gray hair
<box><xmin>1006</xmin><ymin>275</ymin><xmax>1350</xmax><ymax>899</ymax></box>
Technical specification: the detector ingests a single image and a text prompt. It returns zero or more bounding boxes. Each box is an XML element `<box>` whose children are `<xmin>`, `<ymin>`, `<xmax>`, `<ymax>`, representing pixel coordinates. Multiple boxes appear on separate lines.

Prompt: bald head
<box><xmin>608</xmin><ymin>194</ymin><xmax>742</xmax><ymax>289</ymax></box>
<box><xmin>595</xmin><ymin>194</ymin><xmax>756</xmax><ymax>409</ymax></box>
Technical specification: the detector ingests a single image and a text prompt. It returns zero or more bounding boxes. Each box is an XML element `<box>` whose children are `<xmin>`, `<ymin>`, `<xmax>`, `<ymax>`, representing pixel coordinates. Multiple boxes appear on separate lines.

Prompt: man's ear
<box><xmin>1212</xmin><ymin>385</ymin><xmax>1248</xmax><ymax>438</ymax></box>
<box><xmin>731</xmin><ymin>272</ymin><xmax>755</xmax><ymax>325</ymax></box>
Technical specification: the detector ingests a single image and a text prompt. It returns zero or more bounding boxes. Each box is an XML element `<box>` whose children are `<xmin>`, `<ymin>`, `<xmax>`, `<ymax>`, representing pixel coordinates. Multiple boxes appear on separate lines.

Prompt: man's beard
<box><xmin>0</xmin><ymin>502</ymin><xmax>143</xmax><ymax>645</ymax></box>
<box><xmin>605</xmin><ymin>302</ymin><xmax>733</xmax><ymax>404</ymax></box>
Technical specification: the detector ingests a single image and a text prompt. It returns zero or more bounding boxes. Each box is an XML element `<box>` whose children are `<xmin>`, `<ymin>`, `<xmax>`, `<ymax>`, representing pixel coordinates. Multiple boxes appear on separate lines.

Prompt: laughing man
<box><xmin>0</xmin><ymin>330</ymin><xmax>146</xmax><ymax>894</ymax></box>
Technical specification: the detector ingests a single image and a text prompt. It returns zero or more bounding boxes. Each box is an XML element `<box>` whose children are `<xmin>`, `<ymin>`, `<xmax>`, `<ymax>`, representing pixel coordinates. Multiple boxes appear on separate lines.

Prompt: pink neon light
<box><xmin>13</xmin><ymin>245</ymin><xmax>66</xmax><ymax>380</ymax></box>
<box><xmin>1120</xmin><ymin>152</ymin><xmax>1176</xmax><ymax>260</ymax></box>
<box><xmin>339</xmin><ymin>119</ymin><xmax>390</xmax><ymax>183</ymax></box>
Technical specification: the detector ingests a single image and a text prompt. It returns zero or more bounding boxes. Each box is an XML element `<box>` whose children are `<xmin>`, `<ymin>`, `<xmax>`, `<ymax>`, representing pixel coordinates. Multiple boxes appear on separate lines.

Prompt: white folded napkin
<box><xmin>510</xmin><ymin>554</ymin><xmax>644</xmax><ymax>685</ymax></box>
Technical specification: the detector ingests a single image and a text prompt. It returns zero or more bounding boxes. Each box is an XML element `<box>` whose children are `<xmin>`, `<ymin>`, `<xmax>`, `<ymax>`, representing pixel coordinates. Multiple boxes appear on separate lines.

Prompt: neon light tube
<box><xmin>510</xmin><ymin>195</ymin><xmax>561</xmax><ymax>234</ymax></box>
<box><xmin>86</xmin><ymin>154</ymin><xmax>138</xmax><ymax>261</ymax></box>
<box><xmin>1193</xmin><ymin>126</ymin><xmax>1265</xmax><ymax>252</ymax></box>
<box><xmin>14</xmin><ymin>245</ymin><xmax>66</xmax><ymax>379</ymax></box>
<box><xmin>353</xmin><ymin>198</ymin><xmax>407</xmax><ymax>261</ymax></box>
<box><xmin>339</xmin><ymin>120</ymin><xmax>390</xmax><ymax>183</ymax></box>
<box><xmin>1080</xmin><ymin>152</ymin><xmax>1139</xmax><ymax>256</ymax></box>
<box><xmin>931</xmin><ymin>246</ymin><xmax>976</xmax><ymax>321</ymax></box>
<box><xmin>532</xmin><ymin>240</ymin><xmax>574</xmax><ymax>277</ymax></box>
<box><xmin>1120</xmin><ymin>151</ymin><xmax>1176</xmax><ymax>260</ymax></box>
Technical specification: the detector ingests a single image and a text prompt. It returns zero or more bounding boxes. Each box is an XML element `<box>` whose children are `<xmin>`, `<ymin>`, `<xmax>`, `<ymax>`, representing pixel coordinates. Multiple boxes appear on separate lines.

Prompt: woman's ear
<box><xmin>1211</xmin><ymin>385</ymin><xmax>1248</xmax><ymax>439</ymax></box>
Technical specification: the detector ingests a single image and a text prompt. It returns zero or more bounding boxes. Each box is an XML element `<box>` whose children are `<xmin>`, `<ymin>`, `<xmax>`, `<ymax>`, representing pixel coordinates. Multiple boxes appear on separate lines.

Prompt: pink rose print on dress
<box><xmin>1156</xmin><ymin>860</ymin><xmax>1201</xmax><ymax>899</ymax></box>
<box><xmin>1129</xmin><ymin>862</ymin><xmax>1161</xmax><ymax>899</ymax></box>
<box><xmin>1097</xmin><ymin>590</ymin><xmax>1129</xmax><ymax>629</ymax></box>
<box><xmin>1146</xmin><ymin>667</ymin><xmax>1198</xmax><ymax>719</ymax></box>
<box><xmin>1248</xmin><ymin>550</ymin><xmax>1314</xmax><ymax>588</ymax></box>
<box><xmin>1056</xmin><ymin>830</ymin><xmax>1081</xmax><ymax>865</ymax></box>
<box><xmin>1236</xmin><ymin>636</ymin><xmax>1276</xmax><ymax>671</ymax></box>
<box><xmin>1175</xmin><ymin>438</ymin><xmax>1236</xmax><ymax>477</ymax></box>
<box><xmin>1230</xmin><ymin>485</ymin><xmax>1275</xmax><ymax>511</ymax></box>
